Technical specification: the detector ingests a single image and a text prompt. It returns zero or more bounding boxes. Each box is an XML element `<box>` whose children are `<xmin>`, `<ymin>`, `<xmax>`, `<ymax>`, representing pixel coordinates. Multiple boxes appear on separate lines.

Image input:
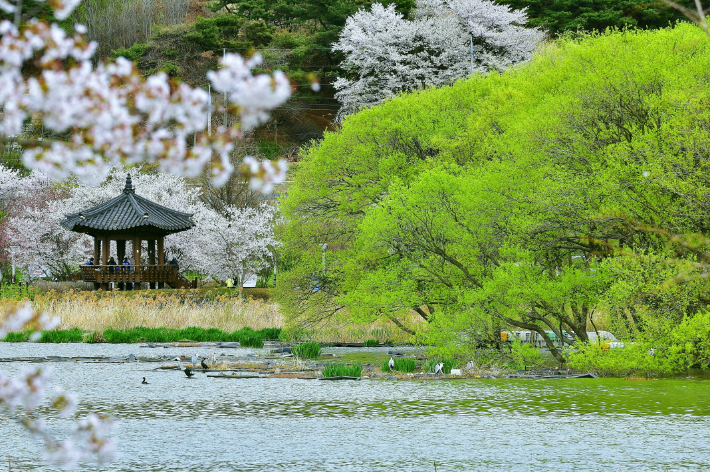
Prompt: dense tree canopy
<box><xmin>499</xmin><ymin>0</ymin><xmax>696</xmax><ymax>36</ymax></box>
<box><xmin>278</xmin><ymin>23</ymin><xmax>710</xmax><ymax>370</ymax></box>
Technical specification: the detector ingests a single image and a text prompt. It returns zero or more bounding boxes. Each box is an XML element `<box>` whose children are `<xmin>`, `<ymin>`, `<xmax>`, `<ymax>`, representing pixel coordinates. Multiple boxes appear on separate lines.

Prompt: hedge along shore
<box><xmin>0</xmin><ymin>288</ymin><xmax>417</xmax><ymax>344</ymax></box>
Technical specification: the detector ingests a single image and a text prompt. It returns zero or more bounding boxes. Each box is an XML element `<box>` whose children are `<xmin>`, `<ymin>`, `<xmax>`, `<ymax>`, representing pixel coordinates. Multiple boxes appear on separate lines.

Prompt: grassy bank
<box><xmin>1</xmin><ymin>326</ymin><xmax>279</xmax><ymax>346</ymax></box>
<box><xmin>0</xmin><ymin>289</ymin><xmax>416</xmax><ymax>344</ymax></box>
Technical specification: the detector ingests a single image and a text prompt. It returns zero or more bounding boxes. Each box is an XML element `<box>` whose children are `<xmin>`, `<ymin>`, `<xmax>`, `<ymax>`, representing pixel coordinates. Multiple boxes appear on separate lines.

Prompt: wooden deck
<box><xmin>79</xmin><ymin>265</ymin><xmax>196</xmax><ymax>289</ymax></box>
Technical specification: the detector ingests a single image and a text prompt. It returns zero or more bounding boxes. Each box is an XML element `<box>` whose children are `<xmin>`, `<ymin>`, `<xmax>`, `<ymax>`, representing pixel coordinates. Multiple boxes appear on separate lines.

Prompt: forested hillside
<box><xmin>277</xmin><ymin>23</ymin><xmax>710</xmax><ymax>375</ymax></box>
<box><xmin>3</xmin><ymin>0</ymin><xmax>689</xmax><ymax>164</ymax></box>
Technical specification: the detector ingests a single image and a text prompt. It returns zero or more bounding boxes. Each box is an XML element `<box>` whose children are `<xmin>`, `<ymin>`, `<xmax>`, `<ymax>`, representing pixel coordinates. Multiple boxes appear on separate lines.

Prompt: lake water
<box><xmin>1</xmin><ymin>343</ymin><xmax>708</xmax><ymax>471</ymax></box>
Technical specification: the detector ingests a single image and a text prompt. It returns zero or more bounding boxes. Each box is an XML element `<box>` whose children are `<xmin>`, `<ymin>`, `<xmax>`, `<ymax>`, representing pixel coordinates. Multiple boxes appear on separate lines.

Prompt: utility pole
<box><xmin>470</xmin><ymin>34</ymin><xmax>474</xmax><ymax>76</ymax></box>
<box><xmin>207</xmin><ymin>83</ymin><xmax>212</xmax><ymax>135</ymax></box>
<box><xmin>223</xmin><ymin>48</ymin><xmax>228</xmax><ymax>127</ymax></box>
<box><xmin>321</xmin><ymin>243</ymin><xmax>328</xmax><ymax>277</ymax></box>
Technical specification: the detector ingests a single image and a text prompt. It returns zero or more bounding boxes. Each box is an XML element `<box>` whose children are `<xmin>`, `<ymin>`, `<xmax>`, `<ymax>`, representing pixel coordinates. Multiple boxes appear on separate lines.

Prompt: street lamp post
<box><xmin>321</xmin><ymin>243</ymin><xmax>328</xmax><ymax>277</ymax></box>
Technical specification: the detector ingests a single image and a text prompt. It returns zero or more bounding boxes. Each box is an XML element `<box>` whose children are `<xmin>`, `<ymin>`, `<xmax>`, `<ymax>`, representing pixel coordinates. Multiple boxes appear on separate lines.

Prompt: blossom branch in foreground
<box><xmin>0</xmin><ymin>303</ymin><xmax>116</xmax><ymax>469</ymax></box>
<box><xmin>0</xmin><ymin>2</ymin><xmax>291</xmax><ymax>189</ymax></box>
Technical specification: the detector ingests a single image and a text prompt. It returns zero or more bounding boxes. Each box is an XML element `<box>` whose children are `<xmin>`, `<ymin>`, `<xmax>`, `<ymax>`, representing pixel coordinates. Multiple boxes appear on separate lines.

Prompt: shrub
<box><xmin>323</xmin><ymin>363</ymin><xmax>362</xmax><ymax>378</ymax></box>
<box><xmin>293</xmin><ymin>341</ymin><xmax>321</xmax><ymax>358</ymax></box>
<box><xmin>259</xmin><ymin>327</ymin><xmax>282</xmax><ymax>340</ymax></box>
<box><xmin>383</xmin><ymin>357</ymin><xmax>416</xmax><ymax>373</ymax></box>
<box><xmin>363</xmin><ymin>339</ymin><xmax>379</xmax><ymax>347</ymax></box>
<box><xmin>111</xmin><ymin>43</ymin><xmax>148</xmax><ymax>61</ymax></box>
<box><xmin>509</xmin><ymin>340</ymin><xmax>541</xmax><ymax>371</ymax></box>
<box><xmin>235</xmin><ymin>331</ymin><xmax>264</xmax><ymax>348</ymax></box>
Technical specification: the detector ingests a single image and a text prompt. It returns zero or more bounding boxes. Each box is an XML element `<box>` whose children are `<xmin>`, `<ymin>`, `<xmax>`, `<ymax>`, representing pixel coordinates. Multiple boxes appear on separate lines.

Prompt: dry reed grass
<box><xmin>1</xmin><ymin>290</ymin><xmax>419</xmax><ymax>343</ymax></box>
<box><xmin>35</xmin><ymin>290</ymin><xmax>283</xmax><ymax>333</ymax></box>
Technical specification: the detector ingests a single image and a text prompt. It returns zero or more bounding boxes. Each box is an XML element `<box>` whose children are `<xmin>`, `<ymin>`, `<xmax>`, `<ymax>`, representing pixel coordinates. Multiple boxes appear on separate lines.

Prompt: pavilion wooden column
<box><xmin>100</xmin><ymin>237</ymin><xmax>109</xmax><ymax>291</ymax></box>
<box><xmin>117</xmin><ymin>240</ymin><xmax>126</xmax><ymax>262</ymax></box>
<box><xmin>93</xmin><ymin>238</ymin><xmax>101</xmax><ymax>290</ymax></box>
<box><xmin>116</xmin><ymin>240</ymin><xmax>126</xmax><ymax>290</ymax></box>
<box><xmin>133</xmin><ymin>238</ymin><xmax>142</xmax><ymax>290</ymax></box>
<box><xmin>93</xmin><ymin>238</ymin><xmax>101</xmax><ymax>263</ymax></box>
<box><xmin>157</xmin><ymin>236</ymin><xmax>165</xmax><ymax>289</ymax></box>
<box><xmin>148</xmin><ymin>240</ymin><xmax>156</xmax><ymax>289</ymax></box>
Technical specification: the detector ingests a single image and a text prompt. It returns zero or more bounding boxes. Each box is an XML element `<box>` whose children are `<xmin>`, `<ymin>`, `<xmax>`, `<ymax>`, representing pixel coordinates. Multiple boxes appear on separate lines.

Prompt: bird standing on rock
<box><xmin>201</xmin><ymin>357</ymin><xmax>209</xmax><ymax>370</ymax></box>
<box><xmin>434</xmin><ymin>362</ymin><xmax>444</xmax><ymax>375</ymax></box>
<box><xmin>388</xmin><ymin>357</ymin><xmax>395</xmax><ymax>371</ymax></box>
<box><xmin>192</xmin><ymin>353</ymin><xmax>198</xmax><ymax>368</ymax></box>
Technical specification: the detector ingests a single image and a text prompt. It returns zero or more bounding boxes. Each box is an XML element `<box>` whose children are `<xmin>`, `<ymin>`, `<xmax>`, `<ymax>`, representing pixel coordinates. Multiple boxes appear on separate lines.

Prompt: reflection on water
<box><xmin>1</xmin><ymin>343</ymin><xmax>709</xmax><ymax>471</ymax></box>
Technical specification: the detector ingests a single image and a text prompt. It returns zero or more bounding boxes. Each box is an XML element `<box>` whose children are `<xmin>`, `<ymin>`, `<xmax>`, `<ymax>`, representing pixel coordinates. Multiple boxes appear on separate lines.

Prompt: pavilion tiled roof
<box><xmin>60</xmin><ymin>175</ymin><xmax>194</xmax><ymax>235</ymax></box>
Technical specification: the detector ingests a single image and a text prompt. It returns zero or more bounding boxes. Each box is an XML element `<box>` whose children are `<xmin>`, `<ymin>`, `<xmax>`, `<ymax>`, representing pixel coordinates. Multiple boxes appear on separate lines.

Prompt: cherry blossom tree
<box><xmin>332</xmin><ymin>0</ymin><xmax>544</xmax><ymax>120</ymax></box>
<box><xmin>0</xmin><ymin>0</ymin><xmax>291</xmax><ymax>190</ymax></box>
<box><xmin>0</xmin><ymin>0</ymin><xmax>289</xmax><ymax>465</ymax></box>
<box><xmin>2</xmin><ymin>165</ymin><xmax>278</xmax><ymax>281</ymax></box>
<box><xmin>182</xmin><ymin>203</ymin><xmax>278</xmax><ymax>284</ymax></box>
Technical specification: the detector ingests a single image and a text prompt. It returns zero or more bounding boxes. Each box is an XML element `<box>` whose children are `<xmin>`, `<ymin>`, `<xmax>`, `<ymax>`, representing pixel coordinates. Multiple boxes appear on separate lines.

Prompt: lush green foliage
<box><xmin>501</xmin><ymin>0</ymin><xmax>695</xmax><ymax>36</ymax></box>
<box><xmin>569</xmin><ymin>311</ymin><xmax>710</xmax><ymax>377</ymax></box>
<box><xmin>382</xmin><ymin>357</ymin><xmax>416</xmax><ymax>373</ymax></box>
<box><xmin>509</xmin><ymin>341</ymin><xmax>542</xmax><ymax>371</ymax></box>
<box><xmin>293</xmin><ymin>341</ymin><xmax>322</xmax><ymax>358</ymax></box>
<box><xmin>278</xmin><ymin>23</ymin><xmax>710</xmax><ymax>372</ymax></box>
<box><xmin>322</xmin><ymin>363</ymin><xmax>362</xmax><ymax>377</ymax></box>
<box><xmin>363</xmin><ymin>339</ymin><xmax>380</xmax><ymax>347</ymax></box>
<box><xmin>0</xmin><ymin>284</ymin><xmax>36</xmax><ymax>301</ymax></box>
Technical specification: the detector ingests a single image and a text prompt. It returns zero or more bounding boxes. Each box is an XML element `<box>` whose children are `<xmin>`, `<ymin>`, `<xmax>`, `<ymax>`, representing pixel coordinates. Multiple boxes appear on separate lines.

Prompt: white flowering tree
<box><xmin>332</xmin><ymin>0</ymin><xmax>544</xmax><ymax>119</ymax></box>
<box><xmin>0</xmin><ymin>0</ymin><xmax>289</xmax><ymax>464</ymax></box>
<box><xmin>2</xmin><ymin>165</ymin><xmax>278</xmax><ymax>282</ymax></box>
<box><xmin>0</xmin><ymin>0</ymin><xmax>291</xmax><ymax>190</ymax></box>
<box><xmin>183</xmin><ymin>204</ymin><xmax>278</xmax><ymax>284</ymax></box>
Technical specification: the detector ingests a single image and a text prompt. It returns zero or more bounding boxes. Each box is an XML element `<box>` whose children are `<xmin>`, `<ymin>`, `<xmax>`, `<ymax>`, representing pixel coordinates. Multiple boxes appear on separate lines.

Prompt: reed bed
<box><xmin>1</xmin><ymin>289</ymin><xmax>420</xmax><ymax>344</ymax></box>
<box><xmin>35</xmin><ymin>290</ymin><xmax>283</xmax><ymax>333</ymax></box>
<box><xmin>293</xmin><ymin>341</ymin><xmax>321</xmax><ymax>359</ymax></box>
<box><xmin>323</xmin><ymin>363</ymin><xmax>362</xmax><ymax>378</ymax></box>
<box><xmin>382</xmin><ymin>358</ymin><xmax>417</xmax><ymax>373</ymax></box>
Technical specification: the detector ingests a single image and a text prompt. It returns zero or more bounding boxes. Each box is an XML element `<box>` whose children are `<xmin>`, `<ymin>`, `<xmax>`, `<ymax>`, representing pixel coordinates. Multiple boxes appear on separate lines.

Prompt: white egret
<box><xmin>192</xmin><ymin>353</ymin><xmax>198</xmax><ymax>367</ymax></box>
<box><xmin>434</xmin><ymin>362</ymin><xmax>444</xmax><ymax>375</ymax></box>
<box><xmin>388</xmin><ymin>357</ymin><xmax>395</xmax><ymax>371</ymax></box>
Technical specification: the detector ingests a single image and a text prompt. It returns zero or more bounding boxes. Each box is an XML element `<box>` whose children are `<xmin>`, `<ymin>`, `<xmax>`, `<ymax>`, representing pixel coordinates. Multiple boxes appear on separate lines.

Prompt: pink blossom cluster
<box><xmin>0</xmin><ymin>6</ymin><xmax>291</xmax><ymax>188</ymax></box>
<box><xmin>0</xmin><ymin>304</ymin><xmax>116</xmax><ymax>469</ymax></box>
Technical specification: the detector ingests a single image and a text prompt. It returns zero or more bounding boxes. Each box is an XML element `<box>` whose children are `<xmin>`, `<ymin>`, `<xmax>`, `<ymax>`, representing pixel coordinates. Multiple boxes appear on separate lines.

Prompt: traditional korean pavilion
<box><xmin>61</xmin><ymin>174</ymin><xmax>196</xmax><ymax>290</ymax></box>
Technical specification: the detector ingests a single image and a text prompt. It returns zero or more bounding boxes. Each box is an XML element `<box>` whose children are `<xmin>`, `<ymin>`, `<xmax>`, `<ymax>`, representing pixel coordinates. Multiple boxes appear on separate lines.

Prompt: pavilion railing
<box><xmin>79</xmin><ymin>265</ymin><xmax>179</xmax><ymax>284</ymax></box>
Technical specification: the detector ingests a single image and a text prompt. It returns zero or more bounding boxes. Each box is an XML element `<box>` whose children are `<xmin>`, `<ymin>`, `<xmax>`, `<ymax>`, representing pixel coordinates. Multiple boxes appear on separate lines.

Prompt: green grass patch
<box><xmin>425</xmin><ymin>358</ymin><xmax>459</xmax><ymax>374</ymax></box>
<box><xmin>1</xmin><ymin>331</ymin><xmax>29</xmax><ymax>342</ymax></box>
<box><xmin>232</xmin><ymin>328</ymin><xmax>264</xmax><ymax>348</ymax></box>
<box><xmin>323</xmin><ymin>363</ymin><xmax>362</xmax><ymax>377</ymax></box>
<box><xmin>293</xmin><ymin>341</ymin><xmax>321</xmax><ymax>358</ymax></box>
<box><xmin>36</xmin><ymin>328</ymin><xmax>84</xmax><ymax>343</ymax></box>
<box><xmin>363</xmin><ymin>339</ymin><xmax>379</xmax><ymax>347</ymax></box>
<box><xmin>1</xmin><ymin>326</ymin><xmax>279</xmax><ymax>345</ymax></box>
<box><xmin>383</xmin><ymin>358</ymin><xmax>417</xmax><ymax>373</ymax></box>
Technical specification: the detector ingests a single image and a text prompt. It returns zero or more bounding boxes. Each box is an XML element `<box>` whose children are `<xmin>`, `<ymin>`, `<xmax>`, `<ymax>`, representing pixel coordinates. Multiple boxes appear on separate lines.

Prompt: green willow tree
<box><xmin>277</xmin><ymin>23</ymin><xmax>710</xmax><ymax>367</ymax></box>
